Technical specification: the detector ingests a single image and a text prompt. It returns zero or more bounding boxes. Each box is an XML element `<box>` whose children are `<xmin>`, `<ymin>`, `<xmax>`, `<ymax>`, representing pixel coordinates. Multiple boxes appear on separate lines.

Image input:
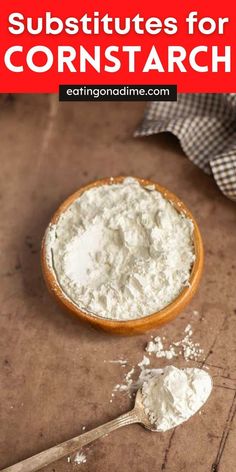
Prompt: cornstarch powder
<box><xmin>74</xmin><ymin>452</ymin><xmax>87</xmax><ymax>465</ymax></box>
<box><xmin>142</xmin><ymin>366</ymin><xmax>212</xmax><ymax>431</ymax></box>
<box><xmin>45</xmin><ymin>178</ymin><xmax>195</xmax><ymax>320</ymax></box>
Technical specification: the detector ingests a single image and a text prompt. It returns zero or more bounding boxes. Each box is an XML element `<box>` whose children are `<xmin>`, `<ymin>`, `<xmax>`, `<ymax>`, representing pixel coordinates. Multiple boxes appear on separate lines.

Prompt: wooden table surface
<box><xmin>0</xmin><ymin>95</ymin><xmax>235</xmax><ymax>472</ymax></box>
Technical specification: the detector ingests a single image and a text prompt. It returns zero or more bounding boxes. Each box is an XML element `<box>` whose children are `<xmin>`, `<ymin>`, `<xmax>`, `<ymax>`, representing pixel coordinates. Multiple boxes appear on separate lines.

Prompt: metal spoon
<box><xmin>1</xmin><ymin>389</ymin><xmax>155</xmax><ymax>472</ymax></box>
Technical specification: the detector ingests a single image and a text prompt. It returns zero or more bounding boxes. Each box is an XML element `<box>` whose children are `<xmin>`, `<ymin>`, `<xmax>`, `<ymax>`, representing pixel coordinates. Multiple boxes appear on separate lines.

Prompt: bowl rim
<box><xmin>41</xmin><ymin>176</ymin><xmax>204</xmax><ymax>333</ymax></box>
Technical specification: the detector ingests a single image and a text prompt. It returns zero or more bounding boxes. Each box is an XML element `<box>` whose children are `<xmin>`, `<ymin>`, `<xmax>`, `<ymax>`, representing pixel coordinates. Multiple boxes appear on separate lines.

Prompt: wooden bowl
<box><xmin>41</xmin><ymin>177</ymin><xmax>204</xmax><ymax>335</ymax></box>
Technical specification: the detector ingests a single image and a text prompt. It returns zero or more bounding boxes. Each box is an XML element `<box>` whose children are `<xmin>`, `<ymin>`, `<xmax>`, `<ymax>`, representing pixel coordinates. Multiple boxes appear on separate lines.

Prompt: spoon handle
<box><xmin>1</xmin><ymin>409</ymin><xmax>139</xmax><ymax>472</ymax></box>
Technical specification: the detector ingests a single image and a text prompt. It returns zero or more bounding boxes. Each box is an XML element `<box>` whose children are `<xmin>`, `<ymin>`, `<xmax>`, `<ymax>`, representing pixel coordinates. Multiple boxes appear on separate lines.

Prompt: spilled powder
<box><xmin>146</xmin><ymin>336</ymin><xmax>177</xmax><ymax>360</ymax></box>
<box><xmin>74</xmin><ymin>452</ymin><xmax>87</xmax><ymax>465</ymax></box>
<box><xmin>112</xmin><ymin>322</ymin><xmax>205</xmax><ymax>398</ymax></box>
<box><xmin>104</xmin><ymin>359</ymin><xmax>128</xmax><ymax>365</ymax></box>
<box><xmin>146</xmin><ymin>324</ymin><xmax>203</xmax><ymax>361</ymax></box>
<box><xmin>114</xmin><ymin>367</ymin><xmax>135</xmax><ymax>394</ymax></box>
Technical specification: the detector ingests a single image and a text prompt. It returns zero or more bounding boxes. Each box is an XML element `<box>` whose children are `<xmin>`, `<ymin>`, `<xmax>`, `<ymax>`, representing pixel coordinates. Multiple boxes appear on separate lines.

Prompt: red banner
<box><xmin>0</xmin><ymin>0</ymin><xmax>235</xmax><ymax>93</ymax></box>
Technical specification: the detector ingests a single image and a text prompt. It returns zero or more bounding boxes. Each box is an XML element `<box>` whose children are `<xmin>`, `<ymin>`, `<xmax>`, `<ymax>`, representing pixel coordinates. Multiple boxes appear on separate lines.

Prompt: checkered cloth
<box><xmin>135</xmin><ymin>94</ymin><xmax>236</xmax><ymax>201</ymax></box>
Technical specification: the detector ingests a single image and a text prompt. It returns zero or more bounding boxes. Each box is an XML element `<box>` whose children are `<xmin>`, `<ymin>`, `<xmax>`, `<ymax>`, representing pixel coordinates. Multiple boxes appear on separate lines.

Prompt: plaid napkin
<box><xmin>135</xmin><ymin>94</ymin><xmax>236</xmax><ymax>201</ymax></box>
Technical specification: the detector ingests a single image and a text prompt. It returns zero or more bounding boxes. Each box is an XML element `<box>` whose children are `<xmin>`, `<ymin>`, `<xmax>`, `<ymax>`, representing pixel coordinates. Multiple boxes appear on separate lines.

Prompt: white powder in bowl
<box><xmin>142</xmin><ymin>366</ymin><xmax>212</xmax><ymax>431</ymax></box>
<box><xmin>44</xmin><ymin>177</ymin><xmax>195</xmax><ymax>320</ymax></box>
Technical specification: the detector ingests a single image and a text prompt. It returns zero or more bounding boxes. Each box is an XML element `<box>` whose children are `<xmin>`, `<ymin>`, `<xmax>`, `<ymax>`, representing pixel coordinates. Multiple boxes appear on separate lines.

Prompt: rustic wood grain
<box><xmin>0</xmin><ymin>96</ymin><xmax>235</xmax><ymax>472</ymax></box>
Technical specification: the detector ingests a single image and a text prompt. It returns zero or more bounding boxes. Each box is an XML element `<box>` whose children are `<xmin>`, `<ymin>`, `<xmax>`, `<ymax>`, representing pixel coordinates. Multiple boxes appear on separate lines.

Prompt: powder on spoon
<box><xmin>142</xmin><ymin>366</ymin><xmax>212</xmax><ymax>431</ymax></box>
<box><xmin>45</xmin><ymin>177</ymin><xmax>195</xmax><ymax>320</ymax></box>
